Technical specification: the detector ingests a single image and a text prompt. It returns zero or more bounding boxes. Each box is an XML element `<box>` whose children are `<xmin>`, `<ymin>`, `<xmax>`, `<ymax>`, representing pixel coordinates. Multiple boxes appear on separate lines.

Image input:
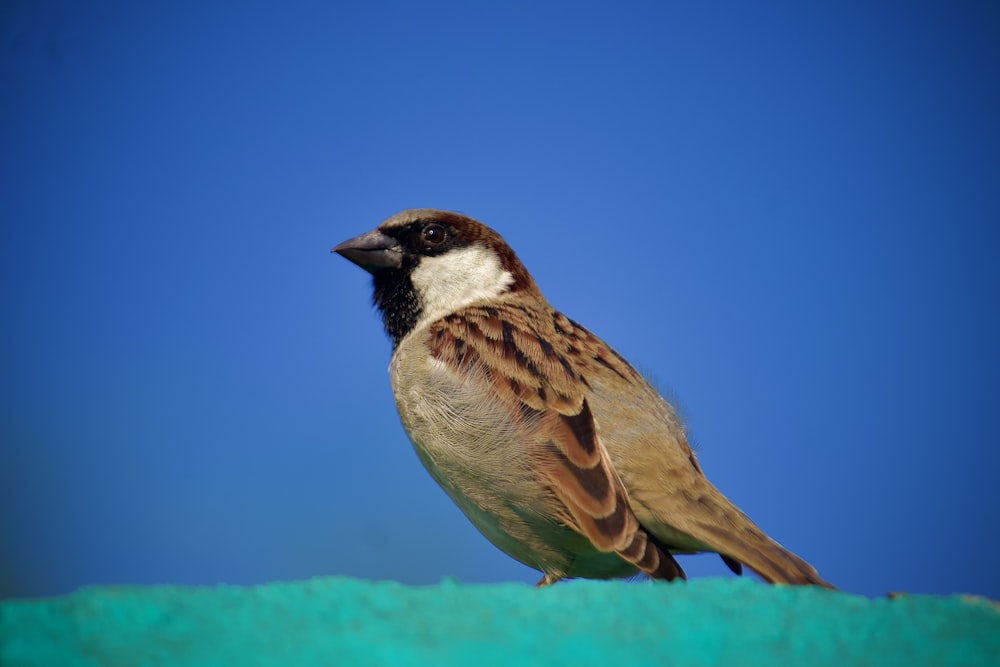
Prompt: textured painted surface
<box><xmin>2</xmin><ymin>577</ymin><xmax>998</xmax><ymax>666</ymax></box>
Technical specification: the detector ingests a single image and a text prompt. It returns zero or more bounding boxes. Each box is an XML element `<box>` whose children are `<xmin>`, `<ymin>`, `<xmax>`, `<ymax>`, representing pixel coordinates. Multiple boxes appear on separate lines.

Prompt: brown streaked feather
<box><xmin>619</xmin><ymin>527</ymin><xmax>686</xmax><ymax>581</ymax></box>
<box><xmin>428</xmin><ymin>300</ymin><xmax>684</xmax><ymax>581</ymax></box>
<box><xmin>432</xmin><ymin>306</ymin><xmax>648</xmax><ymax>412</ymax></box>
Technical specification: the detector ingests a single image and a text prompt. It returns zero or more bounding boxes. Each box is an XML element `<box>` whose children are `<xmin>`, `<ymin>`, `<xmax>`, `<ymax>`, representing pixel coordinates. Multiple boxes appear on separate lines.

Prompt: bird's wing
<box><xmin>427</xmin><ymin>302</ymin><xmax>683</xmax><ymax>581</ymax></box>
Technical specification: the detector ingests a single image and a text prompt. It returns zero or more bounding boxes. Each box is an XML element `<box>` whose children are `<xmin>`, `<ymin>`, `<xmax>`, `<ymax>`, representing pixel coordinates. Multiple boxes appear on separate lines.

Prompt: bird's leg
<box><xmin>535</xmin><ymin>574</ymin><xmax>560</xmax><ymax>588</ymax></box>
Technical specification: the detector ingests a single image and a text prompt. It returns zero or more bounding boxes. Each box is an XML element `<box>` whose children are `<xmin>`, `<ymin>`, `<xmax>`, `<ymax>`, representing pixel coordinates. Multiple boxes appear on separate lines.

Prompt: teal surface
<box><xmin>2</xmin><ymin>577</ymin><xmax>997</xmax><ymax>666</ymax></box>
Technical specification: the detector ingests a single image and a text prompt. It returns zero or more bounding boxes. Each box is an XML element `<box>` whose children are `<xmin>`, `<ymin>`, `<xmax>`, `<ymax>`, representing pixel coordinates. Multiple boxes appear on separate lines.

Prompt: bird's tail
<box><xmin>699</xmin><ymin>519</ymin><xmax>834</xmax><ymax>588</ymax></box>
<box><xmin>639</xmin><ymin>482</ymin><xmax>835</xmax><ymax>589</ymax></box>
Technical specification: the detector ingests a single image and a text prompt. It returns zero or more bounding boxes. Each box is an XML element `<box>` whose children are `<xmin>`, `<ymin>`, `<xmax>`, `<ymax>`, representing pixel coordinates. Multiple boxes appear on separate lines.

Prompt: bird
<box><xmin>332</xmin><ymin>208</ymin><xmax>834</xmax><ymax>588</ymax></box>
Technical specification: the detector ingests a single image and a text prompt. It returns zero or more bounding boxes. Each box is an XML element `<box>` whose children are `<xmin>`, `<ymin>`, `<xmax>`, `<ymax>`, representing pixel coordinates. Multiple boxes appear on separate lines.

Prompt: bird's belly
<box><xmin>390</xmin><ymin>354</ymin><xmax>633</xmax><ymax>579</ymax></box>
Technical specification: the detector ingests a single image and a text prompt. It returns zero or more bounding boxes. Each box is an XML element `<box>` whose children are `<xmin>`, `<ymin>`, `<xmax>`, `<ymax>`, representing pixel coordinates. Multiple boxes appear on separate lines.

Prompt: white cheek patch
<box><xmin>410</xmin><ymin>244</ymin><xmax>514</xmax><ymax>325</ymax></box>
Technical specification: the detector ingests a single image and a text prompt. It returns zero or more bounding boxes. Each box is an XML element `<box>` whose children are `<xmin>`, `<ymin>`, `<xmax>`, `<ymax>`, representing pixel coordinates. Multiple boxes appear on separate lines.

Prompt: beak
<box><xmin>331</xmin><ymin>229</ymin><xmax>402</xmax><ymax>273</ymax></box>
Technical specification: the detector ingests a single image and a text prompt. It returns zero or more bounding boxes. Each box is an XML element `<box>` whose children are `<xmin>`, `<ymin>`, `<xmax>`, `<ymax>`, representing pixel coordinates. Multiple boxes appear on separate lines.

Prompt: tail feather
<box><xmin>720</xmin><ymin>554</ymin><xmax>743</xmax><ymax>576</ymax></box>
<box><xmin>696</xmin><ymin>520</ymin><xmax>834</xmax><ymax>588</ymax></box>
<box><xmin>636</xmin><ymin>482</ymin><xmax>836</xmax><ymax>589</ymax></box>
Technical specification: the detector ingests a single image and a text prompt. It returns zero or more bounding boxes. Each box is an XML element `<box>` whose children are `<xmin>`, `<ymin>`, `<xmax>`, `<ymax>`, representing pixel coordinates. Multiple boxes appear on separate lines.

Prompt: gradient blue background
<box><xmin>3</xmin><ymin>2</ymin><xmax>998</xmax><ymax>600</ymax></box>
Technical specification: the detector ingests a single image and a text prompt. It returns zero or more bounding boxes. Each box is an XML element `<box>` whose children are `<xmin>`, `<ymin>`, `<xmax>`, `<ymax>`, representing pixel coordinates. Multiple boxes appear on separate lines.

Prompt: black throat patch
<box><xmin>372</xmin><ymin>265</ymin><xmax>423</xmax><ymax>349</ymax></box>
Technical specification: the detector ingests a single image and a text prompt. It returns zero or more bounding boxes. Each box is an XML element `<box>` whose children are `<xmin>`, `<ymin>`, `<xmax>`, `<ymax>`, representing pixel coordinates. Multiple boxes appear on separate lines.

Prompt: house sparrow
<box><xmin>333</xmin><ymin>208</ymin><xmax>833</xmax><ymax>588</ymax></box>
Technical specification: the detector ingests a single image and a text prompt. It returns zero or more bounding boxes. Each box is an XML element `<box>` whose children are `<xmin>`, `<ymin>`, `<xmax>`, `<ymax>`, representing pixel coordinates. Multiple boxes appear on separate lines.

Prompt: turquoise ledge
<box><xmin>2</xmin><ymin>577</ymin><xmax>997</xmax><ymax>666</ymax></box>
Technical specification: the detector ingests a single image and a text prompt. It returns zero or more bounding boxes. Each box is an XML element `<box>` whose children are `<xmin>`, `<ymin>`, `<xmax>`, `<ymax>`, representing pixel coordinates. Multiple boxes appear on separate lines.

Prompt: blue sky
<box><xmin>2</xmin><ymin>2</ymin><xmax>998</xmax><ymax>600</ymax></box>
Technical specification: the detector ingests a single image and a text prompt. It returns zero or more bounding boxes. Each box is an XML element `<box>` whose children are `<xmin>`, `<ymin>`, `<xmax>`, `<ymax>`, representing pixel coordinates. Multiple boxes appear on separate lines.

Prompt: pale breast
<box><xmin>388</xmin><ymin>326</ymin><xmax>635</xmax><ymax>578</ymax></box>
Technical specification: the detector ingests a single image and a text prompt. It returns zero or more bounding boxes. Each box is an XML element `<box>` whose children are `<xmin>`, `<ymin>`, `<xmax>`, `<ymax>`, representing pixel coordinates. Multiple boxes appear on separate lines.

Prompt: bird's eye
<box><xmin>421</xmin><ymin>224</ymin><xmax>447</xmax><ymax>247</ymax></box>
